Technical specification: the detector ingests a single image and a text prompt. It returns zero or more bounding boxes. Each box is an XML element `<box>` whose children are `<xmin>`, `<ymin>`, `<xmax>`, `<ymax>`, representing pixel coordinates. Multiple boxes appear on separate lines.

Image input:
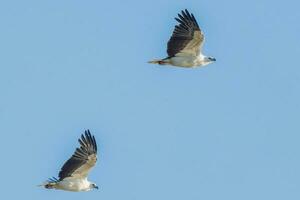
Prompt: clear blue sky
<box><xmin>0</xmin><ymin>0</ymin><xmax>299</xmax><ymax>199</ymax></box>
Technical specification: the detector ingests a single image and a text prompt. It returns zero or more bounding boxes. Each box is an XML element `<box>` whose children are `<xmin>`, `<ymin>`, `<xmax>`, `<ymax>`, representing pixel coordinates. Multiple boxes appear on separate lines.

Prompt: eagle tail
<box><xmin>148</xmin><ymin>59</ymin><xmax>169</xmax><ymax>65</ymax></box>
<box><xmin>38</xmin><ymin>177</ymin><xmax>59</xmax><ymax>189</ymax></box>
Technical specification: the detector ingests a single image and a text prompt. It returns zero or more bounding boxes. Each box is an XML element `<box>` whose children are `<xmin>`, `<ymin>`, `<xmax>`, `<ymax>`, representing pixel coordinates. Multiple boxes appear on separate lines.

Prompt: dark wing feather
<box><xmin>58</xmin><ymin>130</ymin><xmax>98</xmax><ymax>180</ymax></box>
<box><xmin>167</xmin><ymin>9</ymin><xmax>203</xmax><ymax>57</ymax></box>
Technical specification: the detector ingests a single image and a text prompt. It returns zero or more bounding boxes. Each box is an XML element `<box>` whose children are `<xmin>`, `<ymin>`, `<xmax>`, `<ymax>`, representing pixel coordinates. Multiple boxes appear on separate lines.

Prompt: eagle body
<box><xmin>163</xmin><ymin>54</ymin><xmax>212</xmax><ymax>67</ymax></box>
<box><xmin>50</xmin><ymin>178</ymin><xmax>92</xmax><ymax>192</ymax></box>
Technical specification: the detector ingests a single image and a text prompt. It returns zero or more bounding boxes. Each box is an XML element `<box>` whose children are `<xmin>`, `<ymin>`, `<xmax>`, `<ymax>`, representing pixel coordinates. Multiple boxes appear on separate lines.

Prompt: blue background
<box><xmin>0</xmin><ymin>0</ymin><xmax>299</xmax><ymax>199</ymax></box>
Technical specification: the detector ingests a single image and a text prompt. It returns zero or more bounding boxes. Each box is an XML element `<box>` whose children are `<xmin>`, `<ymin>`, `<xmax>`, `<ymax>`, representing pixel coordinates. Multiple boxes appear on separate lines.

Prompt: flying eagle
<box><xmin>39</xmin><ymin>130</ymin><xmax>98</xmax><ymax>192</ymax></box>
<box><xmin>148</xmin><ymin>9</ymin><xmax>216</xmax><ymax>68</ymax></box>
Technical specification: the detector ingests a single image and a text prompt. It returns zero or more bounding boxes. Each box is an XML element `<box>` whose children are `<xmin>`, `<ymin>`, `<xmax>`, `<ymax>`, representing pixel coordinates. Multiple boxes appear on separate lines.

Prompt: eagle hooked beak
<box><xmin>209</xmin><ymin>57</ymin><xmax>216</xmax><ymax>62</ymax></box>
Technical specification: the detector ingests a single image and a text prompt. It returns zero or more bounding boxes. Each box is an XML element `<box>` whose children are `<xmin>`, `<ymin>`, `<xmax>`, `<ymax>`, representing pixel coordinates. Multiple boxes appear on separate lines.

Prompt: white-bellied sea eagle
<box><xmin>39</xmin><ymin>130</ymin><xmax>98</xmax><ymax>192</ymax></box>
<box><xmin>148</xmin><ymin>9</ymin><xmax>216</xmax><ymax>68</ymax></box>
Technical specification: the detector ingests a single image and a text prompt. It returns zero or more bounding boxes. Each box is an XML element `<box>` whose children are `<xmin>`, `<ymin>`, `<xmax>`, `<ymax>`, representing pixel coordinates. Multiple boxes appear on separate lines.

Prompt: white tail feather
<box><xmin>148</xmin><ymin>59</ymin><xmax>162</xmax><ymax>64</ymax></box>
